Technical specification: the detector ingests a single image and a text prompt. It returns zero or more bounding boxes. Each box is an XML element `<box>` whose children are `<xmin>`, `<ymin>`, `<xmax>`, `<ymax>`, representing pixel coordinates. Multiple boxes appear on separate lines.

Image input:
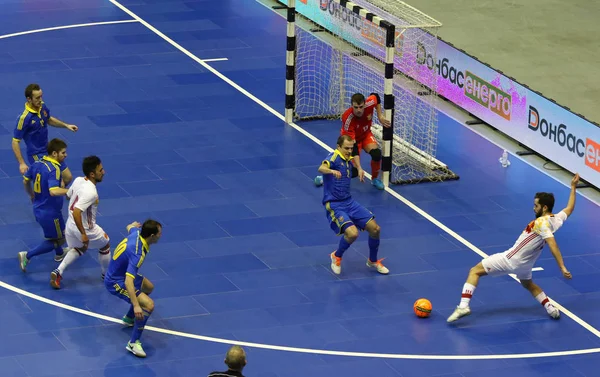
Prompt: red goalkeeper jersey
<box><xmin>340</xmin><ymin>93</ymin><xmax>380</xmax><ymax>141</ymax></box>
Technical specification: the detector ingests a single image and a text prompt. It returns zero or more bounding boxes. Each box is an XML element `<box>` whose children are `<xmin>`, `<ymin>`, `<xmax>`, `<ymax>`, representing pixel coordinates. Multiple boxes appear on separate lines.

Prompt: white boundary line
<box><xmin>0</xmin><ymin>20</ymin><xmax>139</xmax><ymax>40</ymax></box>
<box><xmin>201</xmin><ymin>58</ymin><xmax>229</xmax><ymax>62</ymax></box>
<box><xmin>1</xmin><ymin>280</ymin><xmax>599</xmax><ymax>360</ymax></box>
<box><xmin>0</xmin><ymin>0</ymin><xmax>593</xmax><ymax>361</ymax></box>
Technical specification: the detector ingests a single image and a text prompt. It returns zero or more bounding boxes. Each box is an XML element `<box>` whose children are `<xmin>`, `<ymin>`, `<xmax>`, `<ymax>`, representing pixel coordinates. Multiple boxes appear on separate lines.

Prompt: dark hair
<box><xmin>140</xmin><ymin>219</ymin><xmax>162</xmax><ymax>238</ymax></box>
<box><xmin>82</xmin><ymin>156</ymin><xmax>102</xmax><ymax>177</ymax></box>
<box><xmin>351</xmin><ymin>93</ymin><xmax>365</xmax><ymax>105</ymax></box>
<box><xmin>337</xmin><ymin>134</ymin><xmax>354</xmax><ymax>147</ymax></box>
<box><xmin>25</xmin><ymin>83</ymin><xmax>41</xmax><ymax>99</ymax></box>
<box><xmin>535</xmin><ymin>192</ymin><xmax>555</xmax><ymax>212</ymax></box>
<box><xmin>47</xmin><ymin>138</ymin><xmax>67</xmax><ymax>155</ymax></box>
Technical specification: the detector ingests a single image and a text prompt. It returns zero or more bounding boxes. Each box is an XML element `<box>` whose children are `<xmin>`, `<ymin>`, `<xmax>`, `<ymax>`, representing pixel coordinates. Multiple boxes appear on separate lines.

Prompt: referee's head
<box><xmin>224</xmin><ymin>345</ymin><xmax>247</xmax><ymax>371</ymax></box>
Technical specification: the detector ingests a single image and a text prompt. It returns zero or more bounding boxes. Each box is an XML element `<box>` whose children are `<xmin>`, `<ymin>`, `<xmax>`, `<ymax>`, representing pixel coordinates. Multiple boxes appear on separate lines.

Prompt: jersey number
<box><xmin>112</xmin><ymin>239</ymin><xmax>128</xmax><ymax>261</ymax></box>
<box><xmin>33</xmin><ymin>173</ymin><xmax>42</xmax><ymax>193</ymax></box>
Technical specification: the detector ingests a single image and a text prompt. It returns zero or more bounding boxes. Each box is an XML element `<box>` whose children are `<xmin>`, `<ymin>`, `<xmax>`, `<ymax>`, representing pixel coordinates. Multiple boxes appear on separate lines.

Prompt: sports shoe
<box><xmin>372</xmin><ymin>178</ymin><xmax>384</xmax><ymax>190</ymax></box>
<box><xmin>126</xmin><ymin>340</ymin><xmax>146</xmax><ymax>358</ymax></box>
<box><xmin>314</xmin><ymin>175</ymin><xmax>323</xmax><ymax>187</ymax></box>
<box><xmin>366</xmin><ymin>258</ymin><xmax>389</xmax><ymax>274</ymax></box>
<box><xmin>546</xmin><ymin>304</ymin><xmax>560</xmax><ymax>319</ymax></box>
<box><xmin>18</xmin><ymin>251</ymin><xmax>28</xmax><ymax>272</ymax></box>
<box><xmin>54</xmin><ymin>247</ymin><xmax>68</xmax><ymax>262</ymax></box>
<box><xmin>447</xmin><ymin>306</ymin><xmax>471</xmax><ymax>323</ymax></box>
<box><xmin>122</xmin><ymin>316</ymin><xmax>134</xmax><ymax>327</ymax></box>
<box><xmin>330</xmin><ymin>251</ymin><xmax>341</xmax><ymax>275</ymax></box>
<box><xmin>50</xmin><ymin>269</ymin><xmax>62</xmax><ymax>289</ymax></box>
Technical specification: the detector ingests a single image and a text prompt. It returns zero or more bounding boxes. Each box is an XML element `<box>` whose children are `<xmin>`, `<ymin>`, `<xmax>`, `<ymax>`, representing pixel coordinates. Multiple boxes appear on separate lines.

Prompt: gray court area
<box><xmin>414</xmin><ymin>0</ymin><xmax>600</xmax><ymax>125</ymax></box>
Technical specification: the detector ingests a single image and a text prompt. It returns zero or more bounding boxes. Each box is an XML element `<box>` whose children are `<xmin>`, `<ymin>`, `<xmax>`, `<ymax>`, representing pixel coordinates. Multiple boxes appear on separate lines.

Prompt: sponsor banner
<box><xmin>283</xmin><ymin>0</ymin><xmax>600</xmax><ymax>187</ymax></box>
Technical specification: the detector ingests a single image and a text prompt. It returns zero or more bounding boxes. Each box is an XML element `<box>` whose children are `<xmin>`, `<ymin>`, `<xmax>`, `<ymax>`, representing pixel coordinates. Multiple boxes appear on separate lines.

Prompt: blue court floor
<box><xmin>0</xmin><ymin>1</ymin><xmax>599</xmax><ymax>376</ymax></box>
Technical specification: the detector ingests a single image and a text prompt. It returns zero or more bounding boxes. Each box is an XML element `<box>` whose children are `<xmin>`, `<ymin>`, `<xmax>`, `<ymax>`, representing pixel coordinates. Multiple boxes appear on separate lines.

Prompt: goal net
<box><xmin>286</xmin><ymin>0</ymin><xmax>459</xmax><ymax>184</ymax></box>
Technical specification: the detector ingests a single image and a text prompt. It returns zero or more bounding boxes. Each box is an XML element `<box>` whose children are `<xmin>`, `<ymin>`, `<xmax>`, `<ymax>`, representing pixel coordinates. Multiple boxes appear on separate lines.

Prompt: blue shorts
<box><xmin>105</xmin><ymin>274</ymin><xmax>145</xmax><ymax>304</ymax></box>
<box><xmin>28</xmin><ymin>153</ymin><xmax>68</xmax><ymax>171</ymax></box>
<box><xmin>36</xmin><ymin>212</ymin><xmax>65</xmax><ymax>240</ymax></box>
<box><xmin>324</xmin><ymin>199</ymin><xmax>374</xmax><ymax>235</ymax></box>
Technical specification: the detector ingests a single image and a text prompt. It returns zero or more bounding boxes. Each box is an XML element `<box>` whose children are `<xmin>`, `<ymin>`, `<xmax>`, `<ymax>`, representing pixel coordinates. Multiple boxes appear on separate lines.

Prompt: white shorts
<box><xmin>481</xmin><ymin>253</ymin><xmax>533</xmax><ymax>280</ymax></box>
<box><xmin>65</xmin><ymin>223</ymin><xmax>110</xmax><ymax>250</ymax></box>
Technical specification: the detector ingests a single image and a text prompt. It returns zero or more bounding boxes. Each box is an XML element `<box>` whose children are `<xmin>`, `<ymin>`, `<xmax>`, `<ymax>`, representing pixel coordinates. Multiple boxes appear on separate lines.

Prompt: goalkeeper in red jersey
<box><xmin>315</xmin><ymin>92</ymin><xmax>391</xmax><ymax>190</ymax></box>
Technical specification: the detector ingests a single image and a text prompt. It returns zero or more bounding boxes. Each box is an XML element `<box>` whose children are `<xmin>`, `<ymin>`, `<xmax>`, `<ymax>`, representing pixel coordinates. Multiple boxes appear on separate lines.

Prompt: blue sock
<box><xmin>26</xmin><ymin>240</ymin><xmax>56</xmax><ymax>260</ymax></box>
<box><xmin>130</xmin><ymin>309</ymin><xmax>151</xmax><ymax>343</ymax></box>
<box><xmin>368</xmin><ymin>237</ymin><xmax>380</xmax><ymax>262</ymax></box>
<box><xmin>54</xmin><ymin>243</ymin><xmax>64</xmax><ymax>257</ymax></box>
<box><xmin>126</xmin><ymin>305</ymin><xmax>134</xmax><ymax>319</ymax></box>
<box><xmin>335</xmin><ymin>236</ymin><xmax>352</xmax><ymax>258</ymax></box>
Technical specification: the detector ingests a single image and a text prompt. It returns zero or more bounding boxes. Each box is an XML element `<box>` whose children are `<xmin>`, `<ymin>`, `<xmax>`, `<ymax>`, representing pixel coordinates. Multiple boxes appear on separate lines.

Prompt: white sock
<box><xmin>57</xmin><ymin>248</ymin><xmax>82</xmax><ymax>275</ymax></box>
<box><xmin>99</xmin><ymin>248</ymin><xmax>111</xmax><ymax>274</ymax></box>
<box><xmin>535</xmin><ymin>292</ymin><xmax>552</xmax><ymax>310</ymax></box>
<box><xmin>459</xmin><ymin>283</ymin><xmax>476</xmax><ymax>309</ymax></box>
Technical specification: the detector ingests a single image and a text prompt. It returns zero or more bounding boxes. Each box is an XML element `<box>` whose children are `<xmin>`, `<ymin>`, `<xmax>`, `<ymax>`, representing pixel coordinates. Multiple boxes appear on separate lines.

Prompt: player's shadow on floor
<box><xmin>446</xmin><ymin>305</ymin><xmax>553</xmax><ymax>328</ymax></box>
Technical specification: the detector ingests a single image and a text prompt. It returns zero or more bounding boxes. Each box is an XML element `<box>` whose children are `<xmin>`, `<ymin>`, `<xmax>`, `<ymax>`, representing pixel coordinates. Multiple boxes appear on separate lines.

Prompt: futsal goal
<box><xmin>283</xmin><ymin>0</ymin><xmax>459</xmax><ymax>185</ymax></box>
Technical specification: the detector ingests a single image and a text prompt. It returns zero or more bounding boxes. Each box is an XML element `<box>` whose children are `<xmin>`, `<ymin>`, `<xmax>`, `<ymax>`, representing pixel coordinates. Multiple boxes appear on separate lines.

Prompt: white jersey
<box><xmin>503</xmin><ymin>211</ymin><xmax>568</xmax><ymax>265</ymax></box>
<box><xmin>66</xmin><ymin>177</ymin><xmax>99</xmax><ymax>230</ymax></box>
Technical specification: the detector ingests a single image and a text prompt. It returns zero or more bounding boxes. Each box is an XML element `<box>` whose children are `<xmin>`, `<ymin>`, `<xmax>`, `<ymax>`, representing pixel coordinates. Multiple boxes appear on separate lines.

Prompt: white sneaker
<box><xmin>126</xmin><ymin>340</ymin><xmax>146</xmax><ymax>358</ymax></box>
<box><xmin>546</xmin><ymin>304</ymin><xmax>560</xmax><ymax>319</ymax></box>
<box><xmin>330</xmin><ymin>252</ymin><xmax>341</xmax><ymax>275</ymax></box>
<box><xmin>366</xmin><ymin>258</ymin><xmax>389</xmax><ymax>274</ymax></box>
<box><xmin>54</xmin><ymin>247</ymin><xmax>68</xmax><ymax>262</ymax></box>
<box><xmin>18</xmin><ymin>251</ymin><xmax>28</xmax><ymax>272</ymax></box>
<box><xmin>447</xmin><ymin>306</ymin><xmax>471</xmax><ymax>323</ymax></box>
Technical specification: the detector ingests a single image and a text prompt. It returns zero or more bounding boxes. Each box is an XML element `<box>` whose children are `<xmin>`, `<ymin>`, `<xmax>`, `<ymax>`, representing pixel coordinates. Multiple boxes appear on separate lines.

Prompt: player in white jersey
<box><xmin>447</xmin><ymin>173</ymin><xmax>579</xmax><ymax>323</ymax></box>
<box><xmin>50</xmin><ymin>156</ymin><xmax>110</xmax><ymax>289</ymax></box>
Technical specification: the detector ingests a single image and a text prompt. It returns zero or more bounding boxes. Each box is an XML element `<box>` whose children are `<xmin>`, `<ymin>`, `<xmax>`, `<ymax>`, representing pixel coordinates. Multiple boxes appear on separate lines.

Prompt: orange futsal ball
<box><xmin>414</xmin><ymin>298</ymin><xmax>432</xmax><ymax>318</ymax></box>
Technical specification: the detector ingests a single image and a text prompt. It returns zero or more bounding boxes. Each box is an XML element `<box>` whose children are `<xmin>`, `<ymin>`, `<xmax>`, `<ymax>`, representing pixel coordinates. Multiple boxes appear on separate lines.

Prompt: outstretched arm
<box><xmin>561</xmin><ymin>173</ymin><xmax>579</xmax><ymax>217</ymax></box>
<box><xmin>49</xmin><ymin>116</ymin><xmax>78</xmax><ymax>132</ymax></box>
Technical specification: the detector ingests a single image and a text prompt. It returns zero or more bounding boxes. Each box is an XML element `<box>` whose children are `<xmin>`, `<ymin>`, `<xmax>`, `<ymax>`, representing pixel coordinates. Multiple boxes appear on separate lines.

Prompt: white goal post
<box><xmin>283</xmin><ymin>0</ymin><xmax>459</xmax><ymax>185</ymax></box>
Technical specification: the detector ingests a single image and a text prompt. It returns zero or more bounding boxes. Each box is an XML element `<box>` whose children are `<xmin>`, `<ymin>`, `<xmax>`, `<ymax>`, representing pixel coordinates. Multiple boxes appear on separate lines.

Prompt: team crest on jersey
<box><xmin>42</xmin><ymin>110</ymin><xmax>47</xmax><ymax>117</ymax></box>
<box><xmin>524</xmin><ymin>220</ymin><xmax>535</xmax><ymax>233</ymax></box>
<box><xmin>338</xmin><ymin>215</ymin><xmax>344</xmax><ymax>222</ymax></box>
<box><xmin>367</xmin><ymin>114</ymin><xmax>372</xmax><ymax>120</ymax></box>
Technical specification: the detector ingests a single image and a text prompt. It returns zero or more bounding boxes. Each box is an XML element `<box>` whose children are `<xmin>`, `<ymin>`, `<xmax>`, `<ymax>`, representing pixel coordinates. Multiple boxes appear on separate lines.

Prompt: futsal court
<box><xmin>1</xmin><ymin>0</ymin><xmax>600</xmax><ymax>376</ymax></box>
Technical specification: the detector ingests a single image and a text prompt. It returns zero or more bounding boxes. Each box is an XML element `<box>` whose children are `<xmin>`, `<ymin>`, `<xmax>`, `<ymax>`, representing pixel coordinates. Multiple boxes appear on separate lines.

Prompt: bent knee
<box><xmin>141</xmin><ymin>297</ymin><xmax>155</xmax><ymax>313</ymax></box>
<box><xmin>368</xmin><ymin>222</ymin><xmax>380</xmax><ymax>237</ymax></box>
<box><xmin>344</xmin><ymin>226</ymin><xmax>359</xmax><ymax>241</ymax></box>
<box><xmin>520</xmin><ymin>279</ymin><xmax>533</xmax><ymax>289</ymax></box>
<box><xmin>369</xmin><ymin>148</ymin><xmax>382</xmax><ymax>161</ymax></box>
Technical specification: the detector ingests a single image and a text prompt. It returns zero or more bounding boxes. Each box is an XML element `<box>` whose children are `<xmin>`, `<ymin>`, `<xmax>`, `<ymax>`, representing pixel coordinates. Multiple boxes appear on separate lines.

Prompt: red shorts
<box><xmin>354</xmin><ymin>132</ymin><xmax>378</xmax><ymax>154</ymax></box>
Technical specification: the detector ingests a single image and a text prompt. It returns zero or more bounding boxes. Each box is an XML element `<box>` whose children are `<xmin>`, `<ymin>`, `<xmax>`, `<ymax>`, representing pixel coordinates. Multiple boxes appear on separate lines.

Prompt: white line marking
<box><xmin>0</xmin><ymin>20</ymin><xmax>139</xmax><ymax>40</ymax></box>
<box><xmin>202</xmin><ymin>58</ymin><xmax>229</xmax><ymax>62</ymax></box>
<box><xmin>0</xmin><ymin>0</ymin><xmax>587</xmax><ymax>361</ymax></box>
<box><xmin>0</xmin><ymin>280</ymin><xmax>599</xmax><ymax>360</ymax></box>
